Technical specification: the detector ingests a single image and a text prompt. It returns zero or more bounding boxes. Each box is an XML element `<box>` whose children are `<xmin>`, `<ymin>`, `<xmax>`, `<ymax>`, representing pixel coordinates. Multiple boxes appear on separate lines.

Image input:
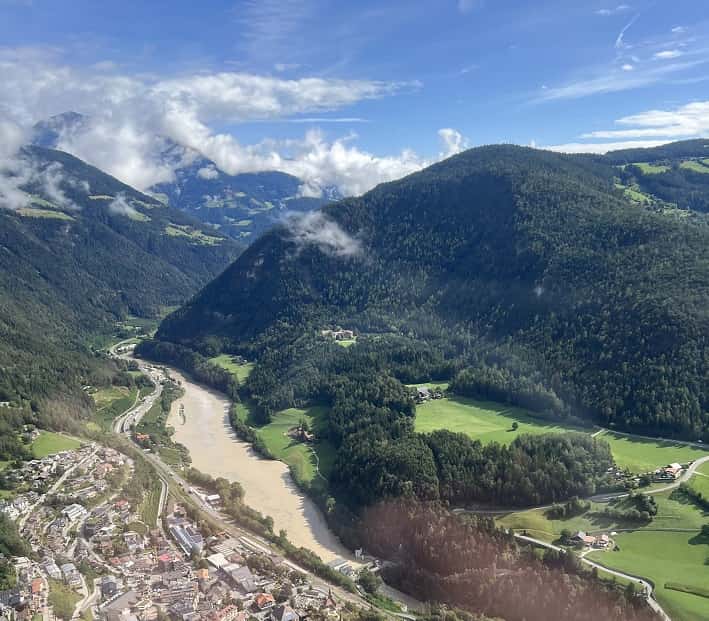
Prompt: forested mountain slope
<box><xmin>0</xmin><ymin>145</ymin><xmax>241</xmax><ymax>428</ymax></box>
<box><xmin>157</xmin><ymin>144</ymin><xmax>709</xmax><ymax>436</ymax></box>
<box><xmin>605</xmin><ymin>139</ymin><xmax>709</xmax><ymax>213</ymax></box>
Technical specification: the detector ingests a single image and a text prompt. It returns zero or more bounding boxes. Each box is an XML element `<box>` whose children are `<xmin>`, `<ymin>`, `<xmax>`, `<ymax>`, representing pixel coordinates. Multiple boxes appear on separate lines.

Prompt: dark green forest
<box><xmin>0</xmin><ymin>146</ymin><xmax>241</xmax><ymax>445</ymax></box>
<box><xmin>158</xmin><ymin>144</ymin><xmax>709</xmax><ymax>439</ymax></box>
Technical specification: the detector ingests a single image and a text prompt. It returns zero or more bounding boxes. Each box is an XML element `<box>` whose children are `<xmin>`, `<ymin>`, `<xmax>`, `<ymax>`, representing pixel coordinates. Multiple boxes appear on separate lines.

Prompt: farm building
<box><xmin>655</xmin><ymin>462</ymin><xmax>683</xmax><ymax>481</ymax></box>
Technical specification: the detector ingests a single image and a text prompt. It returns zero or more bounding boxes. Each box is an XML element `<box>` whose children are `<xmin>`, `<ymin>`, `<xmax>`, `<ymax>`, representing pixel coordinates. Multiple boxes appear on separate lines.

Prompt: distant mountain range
<box><xmin>157</xmin><ymin>141</ymin><xmax>709</xmax><ymax>438</ymax></box>
<box><xmin>32</xmin><ymin>112</ymin><xmax>337</xmax><ymax>240</ymax></box>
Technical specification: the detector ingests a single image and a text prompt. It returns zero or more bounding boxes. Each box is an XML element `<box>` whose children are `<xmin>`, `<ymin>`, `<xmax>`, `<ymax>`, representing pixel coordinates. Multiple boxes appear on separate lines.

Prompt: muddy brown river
<box><xmin>165</xmin><ymin>367</ymin><xmax>354</xmax><ymax>564</ymax></box>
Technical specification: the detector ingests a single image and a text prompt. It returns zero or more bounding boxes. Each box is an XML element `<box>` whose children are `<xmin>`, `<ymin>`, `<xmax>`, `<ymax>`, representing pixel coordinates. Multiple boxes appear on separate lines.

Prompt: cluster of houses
<box><xmin>414</xmin><ymin>386</ymin><xmax>444</xmax><ymax>404</ymax></box>
<box><xmin>287</xmin><ymin>426</ymin><xmax>315</xmax><ymax>444</ymax></box>
<box><xmin>655</xmin><ymin>462</ymin><xmax>684</xmax><ymax>481</ymax></box>
<box><xmin>0</xmin><ymin>557</ymin><xmax>49</xmax><ymax>621</ymax></box>
<box><xmin>92</xmin><ymin>514</ymin><xmax>343</xmax><ymax>621</ymax></box>
<box><xmin>570</xmin><ymin>531</ymin><xmax>612</xmax><ymax>549</ymax></box>
<box><xmin>0</xmin><ymin>495</ymin><xmax>36</xmax><ymax>522</ymax></box>
<box><xmin>0</xmin><ymin>436</ymin><xmax>357</xmax><ymax>621</ymax></box>
<box><xmin>320</xmin><ymin>329</ymin><xmax>355</xmax><ymax>342</ymax></box>
<box><xmin>2</xmin><ymin>443</ymin><xmax>95</xmax><ymax>493</ymax></box>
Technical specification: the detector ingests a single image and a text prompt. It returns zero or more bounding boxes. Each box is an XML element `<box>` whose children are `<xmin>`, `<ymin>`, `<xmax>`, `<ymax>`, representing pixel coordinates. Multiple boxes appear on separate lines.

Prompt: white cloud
<box><xmin>615</xmin><ymin>13</ymin><xmax>639</xmax><ymax>49</ymax></box>
<box><xmin>438</xmin><ymin>128</ymin><xmax>470</xmax><ymax>158</ymax></box>
<box><xmin>286</xmin><ymin>210</ymin><xmax>361</xmax><ymax>257</ymax></box>
<box><xmin>671</xmin><ymin>26</ymin><xmax>686</xmax><ymax>34</ymax></box>
<box><xmin>38</xmin><ymin>161</ymin><xmax>81</xmax><ymax>210</ymax></box>
<box><xmin>545</xmin><ymin>139</ymin><xmax>670</xmax><ymax>154</ymax></box>
<box><xmin>197</xmin><ymin>165</ymin><xmax>219</xmax><ymax>180</ymax></box>
<box><xmin>0</xmin><ymin>141</ymin><xmax>84</xmax><ymax>212</ymax></box>
<box><xmin>580</xmin><ymin>100</ymin><xmax>709</xmax><ymax>139</ymax></box>
<box><xmin>108</xmin><ymin>194</ymin><xmax>140</xmax><ymax>218</ymax></box>
<box><xmin>277</xmin><ymin>129</ymin><xmax>428</xmax><ymax>197</ymax></box>
<box><xmin>0</xmin><ymin>48</ymin><xmax>426</xmax><ymax>196</ymax></box>
<box><xmin>535</xmin><ymin>57</ymin><xmax>708</xmax><ymax>101</ymax></box>
<box><xmin>595</xmin><ymin>4</ymin><xmax>630</xmax><ymax>16</ymax></box>
<box><xmin>274</xmin><ymin>63</ymin><xmax>301</xmax><ymax>72</ymax></box>
<box><xmin>621</xmin><ymin>63</ymin><xmax>634</xmax><ymax>71</ymax></box>
<box><xmin>654</xmin><ymin>49</ymin><xmax>682</xmax><ymax>59</ymax></box>
<box><xmin>547</xmin><ymin>98</ymin><xmax>709</xmax><ymax>153</ymax></box>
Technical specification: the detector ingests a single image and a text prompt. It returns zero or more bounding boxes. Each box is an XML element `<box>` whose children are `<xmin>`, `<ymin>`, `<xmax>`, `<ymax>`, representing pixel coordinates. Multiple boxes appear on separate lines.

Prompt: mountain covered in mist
<box><xmin>157</xmin><ymin>142</ymin><xmax>709</xmax><ymax>437</ymax></box>
<box><xmin>0</xmin><ymin>145</ymin><xmax>241</xmax><ymax>421</ymax></box>
<box><xmin>32</xmin><ymin>112</ymin><xmax>335</xmax><ymax>240</ymax></box>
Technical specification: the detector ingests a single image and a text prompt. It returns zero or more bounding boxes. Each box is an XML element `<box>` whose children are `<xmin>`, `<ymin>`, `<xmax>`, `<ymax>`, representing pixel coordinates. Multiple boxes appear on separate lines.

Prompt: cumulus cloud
<box><xmin>438</xmin><ymin>128</ymin><xmax>469</xmax><ymax>158</ymax></box>
<box><xmin>108</xmin><ymin>194</ymin><xmax>140</xmax><ymax>218</ymax></box>
<box><xmin>0</xmin><ymin>48</ymin><xmax>434</xmax><ymax>197</ymax></box>
<box><xmin>0</xmin><ymin>124</ymin><xmax>85</xmax><ymax>211</ymax></box>
<box><xmin>197</xmin><ymin>165</ymin><xmax>219</xmax><ymax>180</ymax></box>
<box><xmin>581</xmin><ymin>100</ymin><xmax>709</xmax><ymax>140</ymax></box>
<box><xmin>286</xmin><ymin>211</ymin><xmax>361</xmax><ymax>257</ymax></box>
<box><xmin>545</xmin><ymin>99</ymin><xmax>709</xmax><ymax>153</ymax></box>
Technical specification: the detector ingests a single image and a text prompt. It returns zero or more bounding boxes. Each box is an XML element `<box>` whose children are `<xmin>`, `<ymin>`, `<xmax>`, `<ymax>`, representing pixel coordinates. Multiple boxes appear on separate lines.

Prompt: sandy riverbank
<box><xmin>165</xmin><ymin>368</ymin><xmax>353</xmax><ymax>564</ymax></box>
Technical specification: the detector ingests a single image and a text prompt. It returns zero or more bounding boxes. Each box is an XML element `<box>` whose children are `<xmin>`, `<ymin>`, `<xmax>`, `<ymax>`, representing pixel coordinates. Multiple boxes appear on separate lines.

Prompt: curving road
<box><xmin>108</xmin><ymin>340</ymin><xmax>164</xmax><ymax>433</ymax></box>
<box><xmin>588</xmin><ymin>454</ymin><xmax>709</xmax><ymax>503</ymax></box>
<box><xmin>110</xmin><ymin>349</ymin><xmax>423</xmax><ymax>615</ymax></box>
<box><xmin>514</xmin><ymin>534</ymin><xmax>671</xmax><ymax>621</ymax></box>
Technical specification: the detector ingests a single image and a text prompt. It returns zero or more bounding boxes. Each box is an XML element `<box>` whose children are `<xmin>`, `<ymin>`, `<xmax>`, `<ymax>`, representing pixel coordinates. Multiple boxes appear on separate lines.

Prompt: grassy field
<box><xmin>499</xmin><ymin>489</ymin><xmax>709</xmax><ymax>542</ymax></box>
<box><xmin>686</xmin><ymin>461</ymin><xmax>709</xmax><ymax>498</ymax></box>
<box><xmin>48</xmin><ymin>578</ymin><xmax>81</xmax><ymax>620</ymax></box>
<box><xmin>91</xmin><ymin>386</ymin><xmax>137</xmax><ymax>429</ymax></box>
<box><xmin>502</xmin><ymin>489</ymin><xmax>709</xmax><ymax>620</ymax></box>
<box><xmin>17</xmin><ymin>208</ymin><xmax>74</xmax><ymax>220</ymax></box>
<box><xmin>588</xmin><ymin>530</ymin><xmax>709</xmax><ymax>621</ymax></box>
<box><xmin>414</xmin><ymin>396</ymin><xmax>588</xmax><ymax>445</ymax></box>
<box><xmin>209</xmin><ymin>354</ymin><xmax>255</xmax><ymax>383</ymax></box>
<box><xmin>497</xmin><ymin>501</ymin><xmax>627</xmax><ymax>542</ymax></box>
<box><xmin>680</xmin><ymin>160</ymin><xmax>709</xmax><ymax>174</ymax></box>
<box><xmin>165</xmin><ymin>223</ymin><xmax>222</xmax><ymax>245</ymax></box>
<box><xmin>615</xmin><ymin>182</ymin><xmax>653</xmax><ymax>204</ymax></box>
<box><xmin>634</xmin><ymin>162</ymin><xmax>670</xmax><ymax>174</ymax></box>
<box><xmin>31</xmin><ymin>432</ymin><xmax>81</xmax><ymax>458</ymax></box>
<box><xmin>138</xmin><ymin>478</ymin><xmax>162</xmax><ymax>526</ymax></box>
<box><xmin>597</xmin><ymin>431</ymin><xmax>706</xmax><ymax>473</ymax></box>
<box><xmin>407</xmin><ymin>381</ymin><xmax>450</xmax><ymax>391</ymax></box>
<box><xmin>234</xmin><ymin>403</ymin><xmax>336</xmax><ymax>485</ymax></box>
<box><xmin>415</xmin><ymin>393</ymin><xmax>708</xmax><ymax>474</ymax></box>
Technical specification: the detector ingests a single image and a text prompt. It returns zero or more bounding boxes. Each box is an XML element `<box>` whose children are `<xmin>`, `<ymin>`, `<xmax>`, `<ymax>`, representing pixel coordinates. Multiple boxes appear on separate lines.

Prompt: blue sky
<box><xmin>1</xmin><ymin>0</ymin><xmax>707</xmax><ymax>194</ymax></box>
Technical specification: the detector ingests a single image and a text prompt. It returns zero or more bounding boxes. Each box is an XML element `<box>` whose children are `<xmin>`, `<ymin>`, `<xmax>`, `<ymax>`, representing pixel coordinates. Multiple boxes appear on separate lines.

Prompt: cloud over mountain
<box><xmin>0</xmin><ymin>48</ymin><xmax>460</xmax><ymax>197</ymax></box>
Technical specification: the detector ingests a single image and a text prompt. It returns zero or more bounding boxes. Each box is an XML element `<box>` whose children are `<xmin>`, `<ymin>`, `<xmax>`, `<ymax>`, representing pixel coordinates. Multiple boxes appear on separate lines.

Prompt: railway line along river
<box><xmin>165</xmin><ymin>366</ymin><xmax>354</xmax><ymax>564</ymax></box>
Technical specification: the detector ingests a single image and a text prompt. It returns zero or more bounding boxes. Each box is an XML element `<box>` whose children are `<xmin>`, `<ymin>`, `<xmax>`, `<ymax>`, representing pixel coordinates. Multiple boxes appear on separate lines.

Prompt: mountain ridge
<box><xmin>0</xmin><ymin>144</ymin><xmax>241</xmax><ymax>427</ymax></box>
<box><xmin>156</xmin><ymin>142</ymin><xmax>709</xmax><ymax>437</ymax></box>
